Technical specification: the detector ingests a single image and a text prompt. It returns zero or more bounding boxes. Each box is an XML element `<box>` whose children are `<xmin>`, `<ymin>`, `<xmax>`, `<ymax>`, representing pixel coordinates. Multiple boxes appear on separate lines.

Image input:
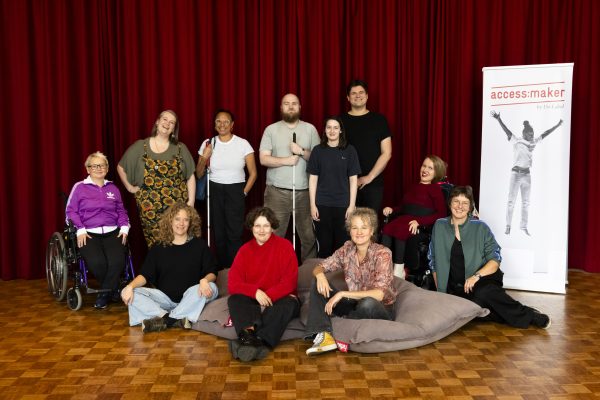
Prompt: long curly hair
<box><xmin>155</xmin><ymin>202</ymin><xmax>202</xmax><ymax>245</ymax></box>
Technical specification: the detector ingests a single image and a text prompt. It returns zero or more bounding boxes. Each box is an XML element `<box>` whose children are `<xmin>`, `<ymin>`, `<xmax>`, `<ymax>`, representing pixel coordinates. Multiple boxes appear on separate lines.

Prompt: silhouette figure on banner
<box><xmin>490</xmin><ymin>111</ymin><xmax>563</xmax><ymax>236</ymax></box>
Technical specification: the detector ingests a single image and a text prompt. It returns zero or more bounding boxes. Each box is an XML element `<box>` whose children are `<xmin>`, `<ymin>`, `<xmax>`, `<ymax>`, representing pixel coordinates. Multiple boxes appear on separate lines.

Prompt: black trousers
<box><xmin>227</xmin><ymin>294</ymin><xmax>300</xmax><ymax>348</ymax></box>
<box><xmin>78</xmin><ymin>229</ymin><xmax>126</xmax><ymax>291</ymax></box>
<box><xmin>304</xmin><ymin>280</ymin><xmax>394</xmax><ymax>338</ymax></box>
<box><xmin>449</xmin><ymin>270</ymin><xmax>536</xmax><ymax>329</ymax></box>
<box><xmin>381</xmin><ymin>234</ymin><xmax>406</xmax><ymax>264</ymax></box>
<box><xmin>314</xmin><ymin>205</ymin><xmax>349</xmax><ymax>258</ymax></box>
<box><xmin>209</xmin><ymin>181</ymin><xmax>245</xmax><ymax>269</ymax></box>
<box><xmin>356</xmin><ymin>184</ymin><xmax>384</xmax><ymax>216</ymax></box>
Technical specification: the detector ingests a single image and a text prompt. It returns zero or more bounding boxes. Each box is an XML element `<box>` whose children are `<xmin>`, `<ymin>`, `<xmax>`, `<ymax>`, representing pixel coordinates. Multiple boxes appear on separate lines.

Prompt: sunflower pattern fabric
<box><xmin>135</xmin><ymin>142</ymin><xmax>188</xmax><ymax>246</ymax></box>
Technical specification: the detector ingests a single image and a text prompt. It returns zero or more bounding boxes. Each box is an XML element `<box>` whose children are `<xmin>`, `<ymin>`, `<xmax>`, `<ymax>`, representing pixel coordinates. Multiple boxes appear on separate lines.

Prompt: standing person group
<box><xmin>196</xmin><ymin>109</ymin><xmax>257</xmax><ymax>269</ymax></box>
<box><xmin>114</xmin><ymin>80</ymin><xmax>393</xmax><ymax>268</ymax></box>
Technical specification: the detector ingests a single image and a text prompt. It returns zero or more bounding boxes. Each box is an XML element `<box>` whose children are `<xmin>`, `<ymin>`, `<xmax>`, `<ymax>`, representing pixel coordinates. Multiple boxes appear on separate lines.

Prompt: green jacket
<box><xmin>428</xmin><ymin>217</ymin><xmax>502</xmax><ymax>293</ymax></box>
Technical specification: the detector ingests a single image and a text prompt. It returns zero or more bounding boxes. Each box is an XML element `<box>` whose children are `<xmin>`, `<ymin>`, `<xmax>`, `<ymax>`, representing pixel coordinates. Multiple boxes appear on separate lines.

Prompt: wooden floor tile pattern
<box><xmin>1</xmin><ymin>270</ymin><xmax>599</xmax><ymax>399</ymax></box>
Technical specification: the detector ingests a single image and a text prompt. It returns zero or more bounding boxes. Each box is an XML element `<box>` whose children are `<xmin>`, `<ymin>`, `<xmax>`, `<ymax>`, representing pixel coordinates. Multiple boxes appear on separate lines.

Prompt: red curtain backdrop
<box><xmin>1</xmin><ymin>0</ymin><xmax>598</xmax><ymax>279</ymax></box>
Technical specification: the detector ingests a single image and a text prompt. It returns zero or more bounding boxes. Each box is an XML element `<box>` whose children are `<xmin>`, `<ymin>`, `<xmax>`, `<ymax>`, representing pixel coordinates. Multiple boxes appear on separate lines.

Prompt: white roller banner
<box><xmin>480</xmin><ymin>63</ymin><xmax>573</xmax><ymax>294</ymax></box>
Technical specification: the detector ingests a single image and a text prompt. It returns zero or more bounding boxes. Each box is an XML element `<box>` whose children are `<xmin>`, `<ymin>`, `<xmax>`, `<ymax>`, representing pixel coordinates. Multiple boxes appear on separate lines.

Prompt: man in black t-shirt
<box><xmin>340</xmin><ymin>80</ymin><xmax>392</xmax><ymax>214</ymax></box>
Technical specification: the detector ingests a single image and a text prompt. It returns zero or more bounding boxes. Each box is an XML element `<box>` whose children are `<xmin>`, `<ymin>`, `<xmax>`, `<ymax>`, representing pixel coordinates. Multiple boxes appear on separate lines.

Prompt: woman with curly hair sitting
<box><xmin>121</xmin><ymin>202</ymin><xmax>218</xmax><ymax>333</ymax></box>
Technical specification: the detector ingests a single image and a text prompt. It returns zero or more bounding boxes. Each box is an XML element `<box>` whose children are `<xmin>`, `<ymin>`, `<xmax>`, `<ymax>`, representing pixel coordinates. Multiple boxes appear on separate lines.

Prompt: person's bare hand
<box><xmin>255</xmin><ymin>289</ymin><xmax>273</xmax><ymax>307</ymax></box>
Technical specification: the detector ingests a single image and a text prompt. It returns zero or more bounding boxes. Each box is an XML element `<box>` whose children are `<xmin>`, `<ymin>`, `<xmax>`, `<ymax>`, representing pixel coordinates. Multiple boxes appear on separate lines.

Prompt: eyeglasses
<box><xmin>87</xmin><ymin>164</ymin><xmax>107</xmax><ymax>170</ymax></box>
<box><xmin>451</xmin><ymin>199</ymin><xmax>471</xmax><ymax>208</ymax></box>
<box><xmin>215</xmin><ymin>120</ymin><xmax>231</xmax><ymax>126</ymax></box>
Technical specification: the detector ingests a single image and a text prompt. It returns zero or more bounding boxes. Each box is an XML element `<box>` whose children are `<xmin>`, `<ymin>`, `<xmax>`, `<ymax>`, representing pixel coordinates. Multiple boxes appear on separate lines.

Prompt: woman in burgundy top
<box><xmin>381</xmin><ymin>155</ymin><xmax>447</xmax><ymax>278</ymax></box>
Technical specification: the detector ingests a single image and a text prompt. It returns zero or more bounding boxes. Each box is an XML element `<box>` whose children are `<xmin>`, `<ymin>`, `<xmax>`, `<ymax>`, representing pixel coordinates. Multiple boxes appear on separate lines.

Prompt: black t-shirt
<box><xmin>140</xmin><ymin>237</ymin><xmax>217</xmax><ymax>302</ymax></box>
<box><xmin>340</xmin><ymin>112</ymin><xmax>392</xmax><ymax>187</ymax></box>
<box><xmin>448</xmin><ymin>238</ymin><xmax>466</xmax><ymax>296</ymax></box>
<box><xmin>306</xmin><ymin>144</ymin><xmax>361</xmax><ymax>207</ymax></box>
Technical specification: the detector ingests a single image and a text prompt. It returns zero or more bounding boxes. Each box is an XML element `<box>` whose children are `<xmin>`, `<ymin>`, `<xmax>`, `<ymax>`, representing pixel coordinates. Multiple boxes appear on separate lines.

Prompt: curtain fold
<box><xmin>1</xmin><ymin>0</ymin><xmax>598</xmax><ymax>279</ymax></box>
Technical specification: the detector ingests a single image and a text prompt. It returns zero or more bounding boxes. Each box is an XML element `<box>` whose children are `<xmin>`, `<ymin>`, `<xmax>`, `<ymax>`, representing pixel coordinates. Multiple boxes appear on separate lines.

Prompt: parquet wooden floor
<box><xmin>1</xmin><ymin>270</ymin><xmax>599</xmax><ymax>399</ymax></box>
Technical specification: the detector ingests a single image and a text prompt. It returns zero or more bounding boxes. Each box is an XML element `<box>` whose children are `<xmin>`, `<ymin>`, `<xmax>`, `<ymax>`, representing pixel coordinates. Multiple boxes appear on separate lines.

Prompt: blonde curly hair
<box><xmin>155</xmin><ymin>202</ymin><xmax>202</xmax><ymax>245</ymax></box>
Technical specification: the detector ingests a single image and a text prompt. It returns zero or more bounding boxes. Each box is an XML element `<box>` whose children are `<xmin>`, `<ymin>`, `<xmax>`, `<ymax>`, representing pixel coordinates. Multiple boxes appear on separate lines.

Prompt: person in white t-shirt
<box><xmin>196</xmin><ymin>109</ymin><xmax>257</xmax><ymax>268</ymax></box>
<box><xmin>491</xmin><ymin>111</ymin><xmax>563</xmax><ymax>236</ymax></box>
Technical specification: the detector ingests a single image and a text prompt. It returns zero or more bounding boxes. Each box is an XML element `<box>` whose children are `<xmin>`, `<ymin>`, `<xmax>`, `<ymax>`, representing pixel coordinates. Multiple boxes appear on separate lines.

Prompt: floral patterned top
<box><xmin>321</xmin><ymin>241</ymin><xmax>398</xmax><ymax>306</ymax></box>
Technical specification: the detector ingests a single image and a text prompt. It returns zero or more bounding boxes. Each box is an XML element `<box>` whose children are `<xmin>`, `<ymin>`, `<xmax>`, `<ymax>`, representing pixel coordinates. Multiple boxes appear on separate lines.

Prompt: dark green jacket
<box><xmin>428</xmin><ymin>217</ymin><xmax>502</xmax><ymax>293</ymax></box>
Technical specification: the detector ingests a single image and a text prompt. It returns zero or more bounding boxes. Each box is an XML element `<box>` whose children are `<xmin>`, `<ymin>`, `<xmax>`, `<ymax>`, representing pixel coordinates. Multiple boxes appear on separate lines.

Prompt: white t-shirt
<box><xmin>198</xmin><ymin>135</ymin><xmax>254</xmax><ymax>184</ymax></box>
<box><xmin>510</xmin><ymin>135</ymin><xmax>542</xmax><ymax>169</ymax></box>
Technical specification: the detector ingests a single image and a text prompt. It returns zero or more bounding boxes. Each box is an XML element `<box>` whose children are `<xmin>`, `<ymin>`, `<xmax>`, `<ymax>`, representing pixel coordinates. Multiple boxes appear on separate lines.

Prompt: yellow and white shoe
<box><xmin>306</xmin><ymin>331</ymin><xmax>338</xmax><ymax>356</ymax></box>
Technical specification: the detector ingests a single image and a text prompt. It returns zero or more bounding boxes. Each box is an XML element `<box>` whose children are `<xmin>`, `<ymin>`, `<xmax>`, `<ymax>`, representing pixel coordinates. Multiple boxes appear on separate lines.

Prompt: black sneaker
<box><xmin>110</xmin><ymin>289</ymin><xmax>122</xmax><ymax>303</ymax></box>
<box><xmin>142</xmin><ymin>316</ymin><xmax>168</xmax><ymax>333</ymax></box>
<box><xmin>237</xmin><ymin>329</ymin><xmax>269</xmax><ymax>362</ymax></box>
<box><xmin>229</xmin><ymin>339</ymin><xmax>241</xmax><ymax>359</ymax></box>
<box><xmin>531</xmin><ymin>309</ymin><xmax>551</xmax><ymax>329</ymax></box>
<box><xmin>171</xmin><ymin>317</ymin><xmax>192</xmax><ymax>330</ymax></box>
<box><xmin>94</xmin><ymin>294</ymin><xmax>109</xmax><ymax>309</ymax></box>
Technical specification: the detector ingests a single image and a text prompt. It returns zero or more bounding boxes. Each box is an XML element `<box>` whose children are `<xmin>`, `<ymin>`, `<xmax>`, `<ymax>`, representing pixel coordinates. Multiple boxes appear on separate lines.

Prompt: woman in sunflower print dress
<box><xmin>118</xmin><ymin>110</ymin><xmax>196</xmax><ymax>247</ymax></box>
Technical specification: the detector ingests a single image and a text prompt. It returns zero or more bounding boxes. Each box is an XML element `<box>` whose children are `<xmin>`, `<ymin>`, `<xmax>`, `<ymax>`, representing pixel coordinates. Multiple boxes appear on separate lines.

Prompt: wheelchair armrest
<box><xmin>383</xmin><ymin>211</ymin><xmax>403</xmax><ymax>224</ymax></box>
<box><xmin>417</xmin><ymin>224</ymin><xmax>434</xmax><ymax>235</ymax></box>
<box><xmin>66</xmin><ymin>220</ymin><xmax>78</xmax><ymax>234</ymax></box>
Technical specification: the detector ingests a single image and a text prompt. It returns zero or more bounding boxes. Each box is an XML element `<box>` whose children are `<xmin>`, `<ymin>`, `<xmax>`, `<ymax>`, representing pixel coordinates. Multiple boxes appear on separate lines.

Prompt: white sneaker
<box><xmin>393</xmin><ymin>263</ymin><xmax>405</xmax><ymax>279</ymax></box>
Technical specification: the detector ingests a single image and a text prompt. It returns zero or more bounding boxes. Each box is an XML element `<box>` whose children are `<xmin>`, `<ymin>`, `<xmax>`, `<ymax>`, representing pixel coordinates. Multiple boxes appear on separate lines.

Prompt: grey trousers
<box><xmin>263</xmin><ymin>185</ymin><xmax>317</xmax><ymax>262</ymax></box>
<box><xmin>506</xmin><ymin>170</ymin><xmax>531</xmax><ymax>229</ymax></box>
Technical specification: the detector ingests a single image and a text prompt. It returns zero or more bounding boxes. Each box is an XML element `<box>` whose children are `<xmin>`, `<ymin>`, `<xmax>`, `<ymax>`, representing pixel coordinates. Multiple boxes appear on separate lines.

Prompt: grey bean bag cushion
<box><xmin>192</xmin><ymin>258</ymin><xmax>488</xmax><ymax>353</ymax></box>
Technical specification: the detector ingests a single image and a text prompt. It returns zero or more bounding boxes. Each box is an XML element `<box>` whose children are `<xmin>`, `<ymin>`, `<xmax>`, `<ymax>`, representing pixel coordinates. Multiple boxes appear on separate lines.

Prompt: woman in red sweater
<box><xmin>381</xmin><ymin>155</ymin><xmax>447</xmax><ymax>278</ymax></box>
<box><xmin>227</xmin><ymin>207</ymin><xmax>299</xmax><ymax>362</ymax></box>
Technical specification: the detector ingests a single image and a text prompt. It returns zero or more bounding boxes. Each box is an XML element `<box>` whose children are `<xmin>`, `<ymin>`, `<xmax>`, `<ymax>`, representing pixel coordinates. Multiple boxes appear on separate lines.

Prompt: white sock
<box><xmin>393</xmin><ymin>263</ymin><xmax>405</xmax><ymax>279</ymax></box>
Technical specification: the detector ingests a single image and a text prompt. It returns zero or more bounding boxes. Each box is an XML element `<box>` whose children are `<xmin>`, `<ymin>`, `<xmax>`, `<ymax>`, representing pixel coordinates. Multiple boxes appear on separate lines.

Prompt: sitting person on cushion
<box><xmin>428</xmin><ymin>185</ymin><xmax>551</xmax><ymax>329</ymax></box>
<box><xmin>304</xmin><ymin>207</ymin><xmax>398</xmax><ymax>355</ymax></box>
<box><xmin>227</xmin><ymin>207</ymin><xmax>300</xmax><ymax>362</ymax></box>
<box><xmin>121</xmin><ymin>202</ymin><xmax>218</xmax><ymax>333</ymax></box>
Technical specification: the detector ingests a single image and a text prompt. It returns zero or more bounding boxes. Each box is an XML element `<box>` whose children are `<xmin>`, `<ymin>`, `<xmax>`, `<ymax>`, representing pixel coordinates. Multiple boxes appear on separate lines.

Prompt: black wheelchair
<box><xmin>45</xmin><ymin>221</ymin><xmax>135</xmax><ymax>310</ymax></box>
<box><xmin>382</xmin><ymin>180</ymin><xmax>481</xmax><ymax>290</ymax></box>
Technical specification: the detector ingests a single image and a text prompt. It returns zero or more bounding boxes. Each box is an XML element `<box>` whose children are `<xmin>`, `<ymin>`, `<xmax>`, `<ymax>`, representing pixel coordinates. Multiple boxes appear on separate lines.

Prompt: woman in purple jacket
<box><xmin>66</xmin><ymin>151</ymin><xmax>130</xmax><ymax>309</ymax></box>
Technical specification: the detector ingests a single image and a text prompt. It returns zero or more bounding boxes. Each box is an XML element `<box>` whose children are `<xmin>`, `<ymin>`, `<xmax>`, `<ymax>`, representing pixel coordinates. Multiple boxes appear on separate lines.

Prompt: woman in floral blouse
<box><xmin>304</xmin><ymin>207</ymin><xmax>398</xmax><ymax>356</ymax></box>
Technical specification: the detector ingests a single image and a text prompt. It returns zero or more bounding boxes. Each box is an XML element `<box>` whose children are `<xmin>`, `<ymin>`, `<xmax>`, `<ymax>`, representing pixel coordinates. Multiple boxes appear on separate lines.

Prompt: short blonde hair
<box><xmin>84</xmin><ymin>151</ymin><xmax>109</xmax><ymax>168</ymax></box>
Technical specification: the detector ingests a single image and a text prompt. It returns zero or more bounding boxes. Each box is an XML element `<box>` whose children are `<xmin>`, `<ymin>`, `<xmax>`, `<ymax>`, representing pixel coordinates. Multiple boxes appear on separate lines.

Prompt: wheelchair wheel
<box><xmin>46</xmin><ymin>232</ymin><xmax>68</xmax><ymax>302</ymax></box>
<box><xmin>66</xmin><ymin>287</ymin><xmax>83</xmax><ymax>311</ymax></box>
